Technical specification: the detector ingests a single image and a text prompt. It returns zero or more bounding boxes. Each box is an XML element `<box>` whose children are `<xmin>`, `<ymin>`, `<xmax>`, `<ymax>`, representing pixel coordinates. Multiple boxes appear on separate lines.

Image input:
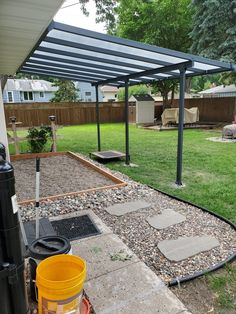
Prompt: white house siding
<box><xmin>102</xmin><ymin>91</ymin><xmax>117</xmax><ymax>102</ymax></box>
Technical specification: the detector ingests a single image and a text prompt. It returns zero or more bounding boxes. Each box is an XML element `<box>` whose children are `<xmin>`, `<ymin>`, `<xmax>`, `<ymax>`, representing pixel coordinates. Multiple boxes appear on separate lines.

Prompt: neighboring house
<box><xmin>199</xmin><ymin>84</ymin><xmax>236</xmax><ymax>98</ymax></box>
<box><xmin>3</xmin><ymin>79</ymin><xmax>58</xmax><ymax>103</ymax></box>
<box><xmin>75</xmin><ymin>82</ymin><xmax>103</xmax><ymax>102</ymax></box>
<box><xmin>3</xmin><ymin>79</ymin><xmax>103</xmax><ymax>103</ymax></box>
<box><xmin>100</xmin><ymin>85</ymin><xmax>118</xmax><ymax>102</ymax></box>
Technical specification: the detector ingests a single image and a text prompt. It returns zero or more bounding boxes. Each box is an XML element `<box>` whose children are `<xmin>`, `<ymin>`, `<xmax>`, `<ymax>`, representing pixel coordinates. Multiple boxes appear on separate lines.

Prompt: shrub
<box><xmin>27</xmin><ymin>126</ymin><xmax>52</xmax><ymax>153</ymax></box>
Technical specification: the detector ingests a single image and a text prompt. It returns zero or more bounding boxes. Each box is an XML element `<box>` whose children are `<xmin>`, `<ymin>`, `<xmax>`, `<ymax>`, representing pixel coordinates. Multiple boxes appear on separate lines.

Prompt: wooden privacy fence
<box><xmin>171</xmin><ymin>97</ymin><xmax>236</xmax><ymax>122</ymax></box>
<box><xmin>4</xmin><ymin>101</ymin><xmax>127</xmax><ymax>127</ymax></box>
<box><xmin>4</xmin><ymin>97</ymin><xmax>236</xmax><ymax>126</ymax></box>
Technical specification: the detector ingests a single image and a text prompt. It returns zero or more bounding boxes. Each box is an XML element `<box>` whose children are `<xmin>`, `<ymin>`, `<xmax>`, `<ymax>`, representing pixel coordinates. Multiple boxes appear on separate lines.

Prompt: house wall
<box><xmin>3</xmin><ymin>90</ymin><xmax>21</xmax><ymax>103</ymax></box>
<box><xmin>102</xmin><ymin>91</ymin><xmax>117</xmax><ymax>102</ymax></box>
<box><xmin>78</xmin><ymin>82</ymin><xmax>103</xmax><ymax>102</ymax></box>
<box><xmin>3</xmin><ymin>90</ymin><xmax>54</xmax><ymax>103</ymax></box>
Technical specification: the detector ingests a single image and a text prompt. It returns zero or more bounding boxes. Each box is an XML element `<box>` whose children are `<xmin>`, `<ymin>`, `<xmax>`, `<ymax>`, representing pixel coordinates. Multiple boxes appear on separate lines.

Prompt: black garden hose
<box><xmin>147</xmin><ymin>184</ymin><xmax>236</xmax><ymax>286</ymax></box>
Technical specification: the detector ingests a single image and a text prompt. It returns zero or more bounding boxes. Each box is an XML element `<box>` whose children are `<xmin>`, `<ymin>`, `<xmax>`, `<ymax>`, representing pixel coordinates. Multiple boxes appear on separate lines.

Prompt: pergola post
<box><xmin>0</xmin><ymin>81</ymin><xmax>10</xmax><ymax>161</ymax></box>
<box><xmin>176</xmin><ymin>67</ymin><xmax>186</xmax><ymax>185</ymax></box>
<box><xmin>124</xmin><ymin>79</ymin><xmax>130</xmax><ymax>165</ymax></box>
<box><xmin>95</xmin><ymin>85</ymin><xmax>101</xmax><ymax>151</ymax></box>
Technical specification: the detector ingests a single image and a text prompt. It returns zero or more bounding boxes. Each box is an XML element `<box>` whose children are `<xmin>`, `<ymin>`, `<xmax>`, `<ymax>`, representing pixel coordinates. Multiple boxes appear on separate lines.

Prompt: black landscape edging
<box><xmin>147</xmin><ymin>184</ymin><xmax>236</xmax><ymax>286</ymax></box>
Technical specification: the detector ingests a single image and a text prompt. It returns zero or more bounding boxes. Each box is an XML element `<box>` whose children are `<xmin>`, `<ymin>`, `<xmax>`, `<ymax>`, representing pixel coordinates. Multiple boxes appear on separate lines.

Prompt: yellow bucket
<box><xmin>36</xmin><ymin>254</ymin><xmax>86</xmax><ymax>314</ymax></box>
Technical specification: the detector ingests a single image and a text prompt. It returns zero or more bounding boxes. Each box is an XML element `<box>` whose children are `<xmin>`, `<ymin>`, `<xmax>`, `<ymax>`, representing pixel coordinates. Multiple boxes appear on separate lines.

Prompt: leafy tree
<box><xmin>50</xmin><ymin>80</ymin><xmax>79</xmax><ymax>102</ymax></box>
<box><xmin>190</xmin><ymin>0</ymin><xmax>236</xmax><ymax>83</ymax></box>
<box><xmin>111</xmin><ymin>0</ymin><xmax>193</xmax><ymax>108</ymax></box>
<box><xmin>117</xmin><ymin>84</ymin><xmax>149</xmax><ymax>100</ymax></box>
<box><xmin>78</xmin><ymin>0</ymin><xmax>118</xmax><ymax>31</ymax></box>
<box><xmin>191</xmin><ymin>74</ymin><xmax>222</xmax><ymax>93</ymax></box>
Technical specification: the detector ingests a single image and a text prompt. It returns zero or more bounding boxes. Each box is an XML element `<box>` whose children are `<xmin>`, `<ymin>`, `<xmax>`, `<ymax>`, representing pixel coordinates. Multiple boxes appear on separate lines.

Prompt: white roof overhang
<box><xmin>0</xmin><ymin>0</ymin><xmax>64</xmax><ymax>75</ymax></box>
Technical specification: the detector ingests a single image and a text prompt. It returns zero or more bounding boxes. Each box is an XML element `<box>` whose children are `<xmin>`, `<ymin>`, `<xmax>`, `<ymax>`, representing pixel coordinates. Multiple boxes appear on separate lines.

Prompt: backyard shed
<box><xmin>129</xmin><ymin>94</ymin><xmax>155</xmax><ymax>125</ymax></box>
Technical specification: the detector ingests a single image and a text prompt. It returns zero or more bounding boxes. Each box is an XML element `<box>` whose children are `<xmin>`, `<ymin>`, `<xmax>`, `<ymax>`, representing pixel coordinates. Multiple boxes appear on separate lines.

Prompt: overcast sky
<box><xmin>54</xmin><ymin>0</ymin><xmax>106</xmax><ymax>33</ymax></box>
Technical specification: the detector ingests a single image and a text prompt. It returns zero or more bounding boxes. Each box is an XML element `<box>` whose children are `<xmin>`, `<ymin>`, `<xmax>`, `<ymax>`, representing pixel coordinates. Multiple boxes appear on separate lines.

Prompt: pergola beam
<box><xmin>20</xmin><ymin>69</ymin><xmax>97</xmax><ymax>83</ymax></box>
<box><xmin>93</xmin><ymin>61</ymin><xmax>193</xmax><ymax>86</ymax></box>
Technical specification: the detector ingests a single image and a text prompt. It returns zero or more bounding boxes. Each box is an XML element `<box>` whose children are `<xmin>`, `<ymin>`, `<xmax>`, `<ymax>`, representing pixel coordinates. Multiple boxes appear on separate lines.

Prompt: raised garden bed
<box><xmin>11</xmin><ymin>151</ymin><xmax>126</xmax><ymax>204</ymax></box>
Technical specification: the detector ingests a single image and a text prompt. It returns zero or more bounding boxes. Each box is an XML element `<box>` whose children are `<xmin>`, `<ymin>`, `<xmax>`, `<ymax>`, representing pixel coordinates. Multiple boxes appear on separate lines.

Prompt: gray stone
<box><xmin>71</xmin><ymin>233</ymin><xmax>138</xmax><ymax>280</ymax></box>
<box><xmin>158</xmin><ymin>236</ymin><xmax>220</xmax><ymax>262</ymax></box>
<box><xmin>105</xmin><ymin>200</ymin><xmax>151</xmax><ymax>216</ymax></box>
<box><xmin>85</xmin><ymin>261</ymin><xmax>190</xmax><ymax>314</ymax></box>
<box><xmin>147</xmin><ymin>209</ymin><xmax>186</xmax><ymax>230</ymax></box>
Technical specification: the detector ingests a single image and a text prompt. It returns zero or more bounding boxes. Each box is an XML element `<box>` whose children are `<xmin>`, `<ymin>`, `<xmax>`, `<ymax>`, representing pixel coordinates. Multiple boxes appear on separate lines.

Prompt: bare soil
<box><xmin>171</xmin><ymin>262</ymin><xmax>236</xmax><ymax>314</ymax></box>
<box><xmin>12</xmin><ymin>155</ymin><xmax>114</xmax><ymax>201</ymax></box>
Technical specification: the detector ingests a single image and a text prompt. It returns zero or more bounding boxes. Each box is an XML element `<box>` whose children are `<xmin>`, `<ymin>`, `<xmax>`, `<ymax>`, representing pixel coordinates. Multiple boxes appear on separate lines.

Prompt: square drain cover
<box><xmin>51</xmin><ymin>215</ymin><xmax>100</xmax><ymax>241</ymax></box>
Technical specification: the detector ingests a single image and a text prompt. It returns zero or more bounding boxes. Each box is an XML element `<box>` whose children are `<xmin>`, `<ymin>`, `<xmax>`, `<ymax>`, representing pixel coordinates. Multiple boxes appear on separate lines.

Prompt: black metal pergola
<box><xmin>18</xmin><ymin>21</ymin><xmax>236</xmax><ymax>185</ymax></box>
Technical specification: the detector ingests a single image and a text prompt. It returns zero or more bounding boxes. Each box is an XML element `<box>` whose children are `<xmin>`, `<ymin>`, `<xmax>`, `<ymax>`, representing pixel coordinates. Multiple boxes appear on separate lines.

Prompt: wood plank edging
<box><xmin>10</xmin><ymin>151</ymin><xmax>66</xmax><ymax>161</ymax></box>
<box><xmin>66</xmin><ymin>151</ymin><xmax>126</xmax><ymax>185</ymax></box>
<box><xmin>18</xmin><ymin>183</ymin><xmax>127</xmax><ymax>206</ymax></box>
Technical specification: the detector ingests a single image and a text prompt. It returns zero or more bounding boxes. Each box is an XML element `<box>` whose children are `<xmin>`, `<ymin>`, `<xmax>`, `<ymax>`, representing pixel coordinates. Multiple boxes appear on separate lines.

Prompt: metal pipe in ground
<box><xmin>35</xmin><ymin>157</ymin><xmax>40</xmax><ymax>239</ymax></box>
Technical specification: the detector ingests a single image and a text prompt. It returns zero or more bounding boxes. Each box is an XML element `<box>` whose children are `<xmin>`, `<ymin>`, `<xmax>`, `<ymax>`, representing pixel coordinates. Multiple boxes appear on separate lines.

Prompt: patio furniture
<box><xmin>161</xmin><ymin>107</ymin><xmax>199</xmax><ymax>126</ymax></box>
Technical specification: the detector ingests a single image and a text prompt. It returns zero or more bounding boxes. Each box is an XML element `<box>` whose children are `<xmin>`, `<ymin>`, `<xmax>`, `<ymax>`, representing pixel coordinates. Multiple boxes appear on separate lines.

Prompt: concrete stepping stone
<box><xmin>146</xmin><ymin>209</ymin><xmax>186</xmax><ymax>230</ymax></box>
<box><xmin>158</xmin><ymin>236</ymin><xmax>220</xmax><ymax>262</ymax></box>
<box><xmin>105</xmin><ymin>200</ymin><xmax>151</xmax><ymax>216</ymax></box>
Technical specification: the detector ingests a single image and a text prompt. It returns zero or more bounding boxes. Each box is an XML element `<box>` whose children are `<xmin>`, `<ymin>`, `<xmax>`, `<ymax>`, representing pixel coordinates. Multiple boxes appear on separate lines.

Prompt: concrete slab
<box><xmin>158</xmin><ymin>236</ymin><xmax>220</xmax><ymax>262</ymax></box>
<box><xmin>105</xmin><ymin>200</ymin><xmax>151</xmax><ymax>216</ymax></box>
<box><xmin>72</xmin><ymin>233</ymin><xmax>138</xmax><ymax>280</ymax></box>
<box><xmin>147</xmin><ymin>209</ymin><xmax>186</xmax><ymax>230</ymax></box>
<box><xmin>85</xmin><ymin>261</ymin><xmax>191</xmax><ymax>314</ymax></box>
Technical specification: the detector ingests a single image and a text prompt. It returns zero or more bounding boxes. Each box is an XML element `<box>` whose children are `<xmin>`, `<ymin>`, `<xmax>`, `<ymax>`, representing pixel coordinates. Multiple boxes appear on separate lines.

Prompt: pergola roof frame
<box><xmin>18</xmin><ymin>21</ymin><xmax>235</xmax><ymax>88</ymax></box>
<box><xmin>17</xmin><ymin>20</ymin><xmax>236</xmax><ymax>186</ymax></box>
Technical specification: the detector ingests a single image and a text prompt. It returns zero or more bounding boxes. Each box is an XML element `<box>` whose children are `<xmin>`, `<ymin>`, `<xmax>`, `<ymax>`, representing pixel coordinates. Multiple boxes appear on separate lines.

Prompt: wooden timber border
<box><xmin>11</xmin><ymin>151</ymin><xmax>127</xmax><ymax>205</ymax></box>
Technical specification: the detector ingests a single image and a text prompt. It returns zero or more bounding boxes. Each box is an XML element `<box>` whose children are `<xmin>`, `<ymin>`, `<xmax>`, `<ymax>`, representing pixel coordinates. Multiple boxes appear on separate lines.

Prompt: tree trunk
<box><xmin>162</xmin><ymin>91</ymin><xmax>170</xmax><ymax>110</ymax></box>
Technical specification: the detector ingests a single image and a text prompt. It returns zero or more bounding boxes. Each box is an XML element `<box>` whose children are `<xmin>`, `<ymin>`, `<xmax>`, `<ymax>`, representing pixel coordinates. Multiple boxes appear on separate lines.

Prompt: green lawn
<box><xmin>9</xmin><ymin>123</ymin><xmax>236</xmax><ymax>223</ymax></box>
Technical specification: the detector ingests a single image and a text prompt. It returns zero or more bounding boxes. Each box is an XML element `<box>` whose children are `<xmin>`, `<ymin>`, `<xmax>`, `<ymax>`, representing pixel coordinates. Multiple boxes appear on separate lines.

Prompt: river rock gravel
<box><xmin>19</xmin><ymin>153</ymin><xmax>236</xmax><ymax>284</ymax></box>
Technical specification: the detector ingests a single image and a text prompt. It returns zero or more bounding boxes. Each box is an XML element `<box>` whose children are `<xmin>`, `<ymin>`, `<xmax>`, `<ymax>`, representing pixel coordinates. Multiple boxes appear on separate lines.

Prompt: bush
<box><xmin>27</xmin><ymin>126</ymin><xmax>52</xmax><ymax>153</ymax></box>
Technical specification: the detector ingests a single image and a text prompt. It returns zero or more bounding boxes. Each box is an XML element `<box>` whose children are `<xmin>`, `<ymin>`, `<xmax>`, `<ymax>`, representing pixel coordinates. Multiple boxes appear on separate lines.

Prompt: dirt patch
<box><xmin>171</xmin><ymin>277</ymin><xmax>216</xmax><ymax>314</ymax></box>
<box><xmin>12</xmin><ymin>155</ymin><xmax>115</xmax><ymax>201</ymax></box>
<box><xmin>171</xmin><ymin>262</ymin><xmax>236</xmax><ymax>314</ymax></box>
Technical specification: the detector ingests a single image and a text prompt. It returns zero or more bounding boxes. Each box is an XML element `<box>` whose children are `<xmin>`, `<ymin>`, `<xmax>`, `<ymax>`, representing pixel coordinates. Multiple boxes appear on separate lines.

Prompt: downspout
<box><xmin>0</xmin><ymin>75</ymin><xmax>10</xmax><ymax>161</ymax></box>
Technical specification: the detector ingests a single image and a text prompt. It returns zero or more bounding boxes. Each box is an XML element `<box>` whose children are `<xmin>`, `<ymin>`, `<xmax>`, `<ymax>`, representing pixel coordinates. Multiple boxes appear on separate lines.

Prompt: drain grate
<box><xmin>90</xmin><ymin>150</ymin><xmax>125</xmax><ymax>160</ymax></box>
<box><xmin>51</xmin><ymin>215</ymin><xmax>100</xmax><ymax>241</ymax></box>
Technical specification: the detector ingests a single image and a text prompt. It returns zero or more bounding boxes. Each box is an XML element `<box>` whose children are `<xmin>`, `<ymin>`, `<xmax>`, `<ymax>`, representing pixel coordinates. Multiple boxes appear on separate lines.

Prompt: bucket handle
<box><xmin>32</xmin><ymin>280</ymin><xmax>38</xmax><ymax>302</ymax></box>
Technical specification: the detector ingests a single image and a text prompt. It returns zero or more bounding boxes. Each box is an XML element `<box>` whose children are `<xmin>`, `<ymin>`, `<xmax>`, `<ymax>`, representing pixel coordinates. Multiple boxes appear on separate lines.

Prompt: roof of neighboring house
<box><xmin>129</xmin><ymin>94</ymin><xmax>154</xmax><ymax>101</ymax></box>
<box><xmin>4</xmin><ymin>79</ymin><xmax>58</xmax><ymax>92</ymax></box>
<box><xmin>199</xmin><ymin>84</ymin><xmax>236</xmax><ymax>94</ymax></box>
<box><xmin>100</xmin><ymin>85</ymin><xmax>118</xmax><ymax>92</ymax></box>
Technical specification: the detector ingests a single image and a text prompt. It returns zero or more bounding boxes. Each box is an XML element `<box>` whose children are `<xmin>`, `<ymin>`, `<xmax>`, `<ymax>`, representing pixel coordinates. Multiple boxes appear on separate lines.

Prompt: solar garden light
<box><xmin>0</xmin><ymin>155</ymin><xmax>29</xmax><ymax>313</ymax></box>
<box><xmin>49</xmin><ymin>115</ymin><xmax>57</xmax><ymax>152</ymax></box>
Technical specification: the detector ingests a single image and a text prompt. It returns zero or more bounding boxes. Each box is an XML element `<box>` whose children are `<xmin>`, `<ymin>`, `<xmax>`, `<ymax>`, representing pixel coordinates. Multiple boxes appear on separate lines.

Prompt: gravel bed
<box><xmin>19</xmin><ymin>153</ymin><xmax>236</xmax><ymax>284</ymax></box>
<box><xmin>12</xmin><ymin>155</ymin><xmax>115</xmax><ymax>201</ymax></box>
